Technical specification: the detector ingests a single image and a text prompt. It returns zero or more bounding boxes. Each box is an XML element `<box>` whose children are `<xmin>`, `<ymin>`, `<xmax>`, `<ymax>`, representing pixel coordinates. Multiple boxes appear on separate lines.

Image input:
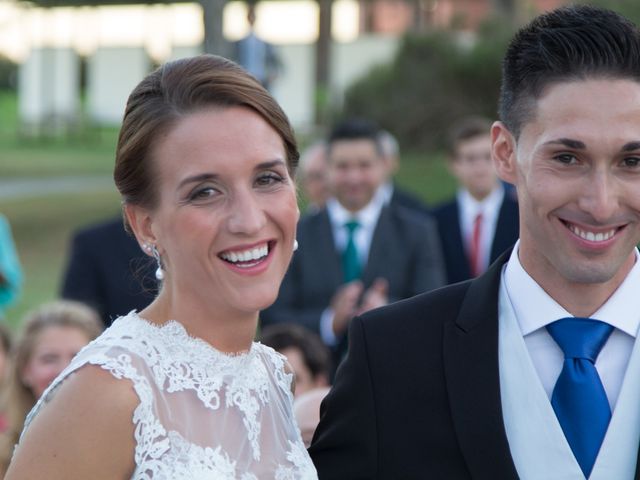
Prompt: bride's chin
<box><xmin>239</xmin><ymin>294</ymin><xmax>279</xmax><ymax>315</ymax></box>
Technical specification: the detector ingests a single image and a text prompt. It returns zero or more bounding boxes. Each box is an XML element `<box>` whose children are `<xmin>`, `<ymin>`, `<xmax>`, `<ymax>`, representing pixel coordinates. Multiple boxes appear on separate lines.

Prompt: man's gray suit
<box><xmin>260</xmin><ymin>204</ymin><xmax>445</xmax><ymax>336</ymax></box>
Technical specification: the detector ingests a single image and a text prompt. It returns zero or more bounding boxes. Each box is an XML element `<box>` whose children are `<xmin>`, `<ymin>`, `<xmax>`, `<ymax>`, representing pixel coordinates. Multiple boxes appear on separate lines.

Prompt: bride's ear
<box><xmin>123</xmin><ymin>204</ymin><xmax>157</xmax><ymax>253</ymax></box>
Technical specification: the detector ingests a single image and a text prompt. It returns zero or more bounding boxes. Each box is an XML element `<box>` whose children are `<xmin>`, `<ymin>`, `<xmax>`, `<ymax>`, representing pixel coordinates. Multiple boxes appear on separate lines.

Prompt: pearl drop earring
<box><xmin>293</xmin><ymin>239</ymin><xmax>299</xmax><ymax>252</ymax></box>
<box><xmin>149</xmin><ymin>244</ymin><xmax>164</xmax><ymax>281</ymax></box>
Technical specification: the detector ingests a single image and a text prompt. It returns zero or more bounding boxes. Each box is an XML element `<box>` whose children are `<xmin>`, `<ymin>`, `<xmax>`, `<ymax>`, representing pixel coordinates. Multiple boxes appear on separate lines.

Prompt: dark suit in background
<box><xmin>61</xmin><ymin>217</ymin><xmax>157</xmax><ymax>327</ymax></box>
<box><xmin>260</xmin><ymin>204</ymin><xmax>445</xmax><ymax>336</ymax></box>
<box><xmin>388</xmin><ymin>183</ymin><xmax>431</xmax><ymax>216</ymax></box>
<box><xmin>433</xmin><ymin>194</ymin><xmax>519</xmax><ymax>284</ymax></box>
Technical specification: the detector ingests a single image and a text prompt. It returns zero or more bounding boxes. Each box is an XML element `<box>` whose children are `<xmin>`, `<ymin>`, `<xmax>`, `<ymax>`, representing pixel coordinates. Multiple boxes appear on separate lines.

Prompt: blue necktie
<box><xmin>546</xmin><ymin>317</ymin><xmax>614</xmax><ymax>478</ymax></box>
<box><xmin>342</xmin><ymin>220</ymin><xmax>361</xmax><ymax>282</ymax></box>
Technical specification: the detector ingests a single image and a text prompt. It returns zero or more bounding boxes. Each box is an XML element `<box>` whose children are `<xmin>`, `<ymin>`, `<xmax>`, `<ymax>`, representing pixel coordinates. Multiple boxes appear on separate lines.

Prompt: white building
<box><xmin>0</xmin><ymin>1</ymin><xmax>399</xmax><ymax>131</ymax></box>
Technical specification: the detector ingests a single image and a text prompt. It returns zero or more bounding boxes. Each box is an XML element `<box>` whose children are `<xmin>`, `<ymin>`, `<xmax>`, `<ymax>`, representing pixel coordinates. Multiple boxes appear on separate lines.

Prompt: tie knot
<box><xmin>546</xmin><ymin>317</ymin><xmax>613</xmax><ymax>362</ymax></box>
<box><xmin>345</xmin><ymin>220</ymin><xmax>360</xmax><ymax>234</ymax></box>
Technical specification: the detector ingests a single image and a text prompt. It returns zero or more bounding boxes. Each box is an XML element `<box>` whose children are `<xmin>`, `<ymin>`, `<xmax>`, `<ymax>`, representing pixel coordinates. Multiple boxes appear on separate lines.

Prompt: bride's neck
<box><xmin>140</xmin><ymin>292</ymin><xmax>258</xmax><ymax>354</ymax></box>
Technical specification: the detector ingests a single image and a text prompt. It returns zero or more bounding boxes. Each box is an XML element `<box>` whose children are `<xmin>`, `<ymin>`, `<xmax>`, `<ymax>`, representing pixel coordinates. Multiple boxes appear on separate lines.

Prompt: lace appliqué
<box><xmin>116</xmin><ymin>320</ymin><xmax>274</xmax><ymax>461</ymax></box>
<box><xmin>23</xmin><ymin>312</ymin><xmax>316</xmax><ymax>480</ymax></box>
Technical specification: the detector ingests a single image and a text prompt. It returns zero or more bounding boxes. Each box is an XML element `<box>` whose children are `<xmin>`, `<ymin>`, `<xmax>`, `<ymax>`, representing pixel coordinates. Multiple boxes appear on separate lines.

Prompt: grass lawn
<box><xmin>397</xmin><ymin>151</ymin><xmax>456</xmax><ymax>205</ymax></box>
<box><xmin>0</xmin><ymin>90</ymin><xmax>118</xmax><ymax>178</ymax></box>
<box><xmin>0</xmin><ymin>137</ymin><xmax>117</xmax><ymax>177</ymax></box>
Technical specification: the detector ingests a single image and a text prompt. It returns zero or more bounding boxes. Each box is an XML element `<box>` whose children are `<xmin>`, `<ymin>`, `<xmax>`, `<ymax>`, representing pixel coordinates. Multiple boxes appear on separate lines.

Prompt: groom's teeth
<box><xmin>568</xmin><ymin>224</ymin><xmax>615</xmax><ymax>242</ymax></box>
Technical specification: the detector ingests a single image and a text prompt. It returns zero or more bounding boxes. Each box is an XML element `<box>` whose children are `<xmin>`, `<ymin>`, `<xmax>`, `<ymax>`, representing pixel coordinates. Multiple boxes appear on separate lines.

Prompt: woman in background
<box><xmin>0</xmin><ymin>323</ymin><xmax>13</xmax><ymax>432</ymax></box>
<box><xmin>0</xmin><ymin>215</ymin><xmax>22</xmax><ymax>320</ymax></box>
<box><xmin>6</xmin><ymin>55</ymin><xmax>316</xmax><ymax>479</ymax></box>
<box><xmin>0</xmin><ymin>300</ymin><xmax>102</xmax><ymax>475</ymax></box>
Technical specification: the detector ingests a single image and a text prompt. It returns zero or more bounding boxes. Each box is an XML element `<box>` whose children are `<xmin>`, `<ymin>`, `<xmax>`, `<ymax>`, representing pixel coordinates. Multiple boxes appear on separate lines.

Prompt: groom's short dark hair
<box><xmin>499</xmin><ymin>5</ymin><xmax>640</xmax><ymax>138</ymax></box>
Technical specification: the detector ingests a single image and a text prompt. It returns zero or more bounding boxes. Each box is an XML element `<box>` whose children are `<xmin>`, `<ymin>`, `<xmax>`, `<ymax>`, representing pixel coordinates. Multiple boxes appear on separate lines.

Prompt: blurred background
<box><xmin>0</xmin><ymin>0</ymin><xmax>638</xmax><ymax>329</ymax></box>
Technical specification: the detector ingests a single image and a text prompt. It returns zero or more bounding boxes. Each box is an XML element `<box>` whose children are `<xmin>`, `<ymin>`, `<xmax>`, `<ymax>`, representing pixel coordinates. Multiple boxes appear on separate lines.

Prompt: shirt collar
<box><xmin>457</xmin><ymin>185</ymin><xmax>505</xmax><ymax>218</ymax></box>
<box><xmin>326</xmin><ymin>195</ymin><xmax>383</xmax><ymax>230</ymax></box>
<box><xmin>376</xmin><ymin>181</ymin><xmax>394</xmax><ymax>205</ymax></box>
<box><xmin>504</xmin><ymin>240</ymin><xmax>640</xmax><ymax>338</ymax></box>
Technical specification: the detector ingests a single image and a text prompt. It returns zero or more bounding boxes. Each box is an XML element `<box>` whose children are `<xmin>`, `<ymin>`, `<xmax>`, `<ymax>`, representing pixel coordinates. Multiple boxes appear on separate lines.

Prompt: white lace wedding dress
<box><xmin>22</xmin><ymin>311</ymin><xmax>318</xmax><ymax>479</ymax></box>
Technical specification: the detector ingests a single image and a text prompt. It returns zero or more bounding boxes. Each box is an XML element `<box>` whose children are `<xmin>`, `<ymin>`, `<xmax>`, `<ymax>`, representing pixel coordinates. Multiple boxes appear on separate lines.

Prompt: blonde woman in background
<box><xmin>0</xmin><ymin>300</ymin><xmax>102</xmax><ymax>476</ymax></box>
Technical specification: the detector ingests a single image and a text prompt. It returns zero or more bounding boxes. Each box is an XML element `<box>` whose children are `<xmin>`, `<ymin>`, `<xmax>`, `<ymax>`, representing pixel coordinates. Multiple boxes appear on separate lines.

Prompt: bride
<box><xmin>6</xmin><ymin>55</ymin><xmax>317</xmax><ymax>479</ymax></box>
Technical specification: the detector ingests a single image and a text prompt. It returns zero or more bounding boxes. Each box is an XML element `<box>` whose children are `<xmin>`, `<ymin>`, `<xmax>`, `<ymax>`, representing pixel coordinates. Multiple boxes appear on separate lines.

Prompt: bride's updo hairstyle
<box><xmin>114</xmin><ymin>54</ymin><xmax>299</xmax><ymax>223</ymax></box>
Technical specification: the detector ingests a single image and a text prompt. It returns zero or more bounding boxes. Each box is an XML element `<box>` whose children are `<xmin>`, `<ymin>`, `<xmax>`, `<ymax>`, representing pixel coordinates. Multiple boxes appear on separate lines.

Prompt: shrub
<box><xmin>342</xmin><ymin>19</ymin><xmax>513</xmax><ymax>151</ymax></box>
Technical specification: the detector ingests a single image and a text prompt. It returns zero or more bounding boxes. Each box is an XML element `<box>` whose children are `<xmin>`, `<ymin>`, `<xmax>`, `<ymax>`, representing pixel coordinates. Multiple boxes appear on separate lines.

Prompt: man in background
<box><xmin>433</xmin><ymin>116</ymin><xmax>518</xmax><ymax>284</ymax></box>
<box><xmin>377</xmin><ymin>130</ymin><xmax>431</xmax><ymax>215</ymax></box>
<box><xmin>232</xmin><ymin>3</ymin><xmax>282</xmax><ymax>91</ymax></box>
<box><xmin>298</xmin><ymin>141</ymin><xmax>330</xmax><ymax>213</ymax></box>
<box><xmin>261</xmin><ymin>119</ymin><xmax>445</xmax><ymax>365</ymax></box>
<box><xmin>61</xmin><ymin>216</ymin><xmax>156</xmax><ymax>327</ymax></box>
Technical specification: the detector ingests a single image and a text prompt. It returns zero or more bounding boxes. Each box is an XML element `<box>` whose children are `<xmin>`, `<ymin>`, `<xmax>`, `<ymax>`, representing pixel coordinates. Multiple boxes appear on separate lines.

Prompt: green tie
<box><xmin>342</xmin><ymin>220</ymin><xmax>361</xmax><ymax>282</ymax></box>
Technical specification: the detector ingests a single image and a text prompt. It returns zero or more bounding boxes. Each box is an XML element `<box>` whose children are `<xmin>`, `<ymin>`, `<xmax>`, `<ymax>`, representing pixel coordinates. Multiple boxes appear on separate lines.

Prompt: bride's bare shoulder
<box><xmin>6</xmin><ymin>364</ymin><xmax>138</xmax><ymax>480</ymax></box>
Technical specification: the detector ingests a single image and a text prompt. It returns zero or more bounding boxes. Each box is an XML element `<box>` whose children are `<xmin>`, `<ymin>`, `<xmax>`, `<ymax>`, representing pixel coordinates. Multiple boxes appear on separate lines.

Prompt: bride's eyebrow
<box><xmin>254</xmin><ymin>159</ymin><xmax>287</xmax><ymax>171</ymax></box>
<box><xmin>178</xmin><ymin>173</ymin><xmax>219</xmax><ymax>189</ymax></box>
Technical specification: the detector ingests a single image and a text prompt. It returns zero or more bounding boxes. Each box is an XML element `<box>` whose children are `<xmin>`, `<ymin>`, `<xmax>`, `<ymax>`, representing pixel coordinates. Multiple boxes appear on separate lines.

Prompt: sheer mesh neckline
<box><xmin>123</xmin><ymin>310</ymin><xmax>255</xmax><ymax>359</ymax></box>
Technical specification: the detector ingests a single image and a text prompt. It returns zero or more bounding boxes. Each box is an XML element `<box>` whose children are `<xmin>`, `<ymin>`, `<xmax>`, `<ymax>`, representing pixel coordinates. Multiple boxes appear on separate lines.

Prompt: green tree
<box><xmin>342</xmin><ymin>19</ymin><xmax>513</xmax><ymax>151</ymax></box>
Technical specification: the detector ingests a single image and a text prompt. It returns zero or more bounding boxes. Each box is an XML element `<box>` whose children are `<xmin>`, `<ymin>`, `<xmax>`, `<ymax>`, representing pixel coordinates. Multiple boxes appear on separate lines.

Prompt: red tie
<box><xmin>469</xmin><ymin>213</ymin><xmax>483</xmax><ymax>277</ymax></box>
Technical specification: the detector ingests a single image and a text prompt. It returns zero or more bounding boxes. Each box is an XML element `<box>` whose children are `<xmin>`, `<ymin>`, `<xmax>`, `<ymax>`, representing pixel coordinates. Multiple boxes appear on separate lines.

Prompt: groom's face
<box><xmin>494</xmin><ymin>78</ymin><xmax>640</xmax><ymax>292</ymax></box>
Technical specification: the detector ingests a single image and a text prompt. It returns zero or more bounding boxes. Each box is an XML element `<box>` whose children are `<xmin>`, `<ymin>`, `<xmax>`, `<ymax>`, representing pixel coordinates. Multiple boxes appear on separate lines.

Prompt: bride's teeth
<box><xmin>221</xmin><ymin>244</ymin><xmax>269</xmax><ymax>264</ymax></box>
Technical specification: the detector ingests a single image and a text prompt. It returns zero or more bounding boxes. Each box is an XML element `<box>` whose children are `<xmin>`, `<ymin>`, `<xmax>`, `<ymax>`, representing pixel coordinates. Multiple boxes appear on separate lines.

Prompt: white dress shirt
<box><xmin>503</xmin><ymin>241</ymin><xmax>640</xmax><ymax>408</ymax></box>
<box><xmin>457</xmin><ymin>186</ymin><xmax>505</xmax><ymax>274</ymax></box>
<box><xmin>320</xmin><ymin>196</ymin><xmax>385</xmax><ymax>345</ymax></box>
<box><xmin>325</xmin><ymin>196</ymin><xmax>383</xmax><ymax>268</ymax></box>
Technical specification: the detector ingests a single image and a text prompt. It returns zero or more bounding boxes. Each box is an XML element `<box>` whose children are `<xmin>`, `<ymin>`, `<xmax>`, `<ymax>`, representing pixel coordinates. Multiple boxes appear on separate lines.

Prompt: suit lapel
<box><xmin>313</xmin><ymin>209</ymin><xmax>344</xmax><ymax>287</ymax></box>
<box><xmin>443</xmin><ymin>250</ymin><xmax>519</xmax><ymax>479</ymax></box>
<box><xmin>449</xmin><ymin>201</ymin><xmax>471</xmax><ymax>279</ymax></box>
<box><xmin>361</xmin><ymin>206</ymin><xmax>390</xmax><ymax>285</ymax></box>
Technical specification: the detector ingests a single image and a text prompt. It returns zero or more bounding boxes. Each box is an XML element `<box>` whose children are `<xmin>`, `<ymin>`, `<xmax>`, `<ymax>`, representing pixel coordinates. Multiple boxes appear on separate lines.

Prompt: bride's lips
<box><xmin>217</xmin><ymin>240</ymin><xmax>276</xmax><ymax>275</ymax></box>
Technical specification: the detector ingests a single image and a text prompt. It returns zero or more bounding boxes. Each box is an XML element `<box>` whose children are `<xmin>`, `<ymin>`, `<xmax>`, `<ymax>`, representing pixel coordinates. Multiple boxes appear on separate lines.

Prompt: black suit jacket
<box><xmin>260</xmin><ymin>204</ymin><xmax>445</xmax><ymax>335</ymax></box>
<box><xmin>61</xmin><ymin>217</ymin><xmax>156</xmax><ymax>326</ymax></box>
<box><xmin>310</xmin><ymin>249</ymin><xmax>640</xmax><ymax>479</ymax></box>
<box><xmin>433</xmin><ymin>193</ymin><xmax>519</xmax><ymax>284</ymax></box>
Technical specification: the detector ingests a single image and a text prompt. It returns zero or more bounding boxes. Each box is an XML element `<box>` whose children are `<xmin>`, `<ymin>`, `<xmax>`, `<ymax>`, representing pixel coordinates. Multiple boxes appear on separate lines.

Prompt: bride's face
<box><xmin>138</xmin><ymin>106</ymin><xmax>299</xmax><ymax>316</ymax></box>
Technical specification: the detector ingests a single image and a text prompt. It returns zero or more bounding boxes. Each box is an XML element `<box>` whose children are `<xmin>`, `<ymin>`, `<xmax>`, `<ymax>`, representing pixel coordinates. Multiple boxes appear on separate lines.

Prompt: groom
<box><xmin>309</xmin><ymin>5</ymin><xmax>640</xmax><ymax>479</ymax></box>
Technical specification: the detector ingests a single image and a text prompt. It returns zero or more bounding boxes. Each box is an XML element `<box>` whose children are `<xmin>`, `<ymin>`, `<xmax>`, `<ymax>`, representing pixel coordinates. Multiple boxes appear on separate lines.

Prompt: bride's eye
<box><xmin>189</xmin><ymin>186</ymin><xmax>219</xmax><ymax>201</ymax></box>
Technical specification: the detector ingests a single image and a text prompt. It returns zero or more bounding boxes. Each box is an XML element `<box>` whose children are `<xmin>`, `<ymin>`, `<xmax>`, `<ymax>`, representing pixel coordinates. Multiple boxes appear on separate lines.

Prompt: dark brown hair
<box><xmin>114</xmin><ymin>54</ymin><xmax>299</xmax><ymax>212</ymax></box>
<box><xmin>499</xmin><ymin>5</ymin><xmax>640</xmax><ymax>138</ymax></box>
<box><xmin>447</xmin><ymin>116</ymin><xmax>492</xmax><ymax>158</ymax></box>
